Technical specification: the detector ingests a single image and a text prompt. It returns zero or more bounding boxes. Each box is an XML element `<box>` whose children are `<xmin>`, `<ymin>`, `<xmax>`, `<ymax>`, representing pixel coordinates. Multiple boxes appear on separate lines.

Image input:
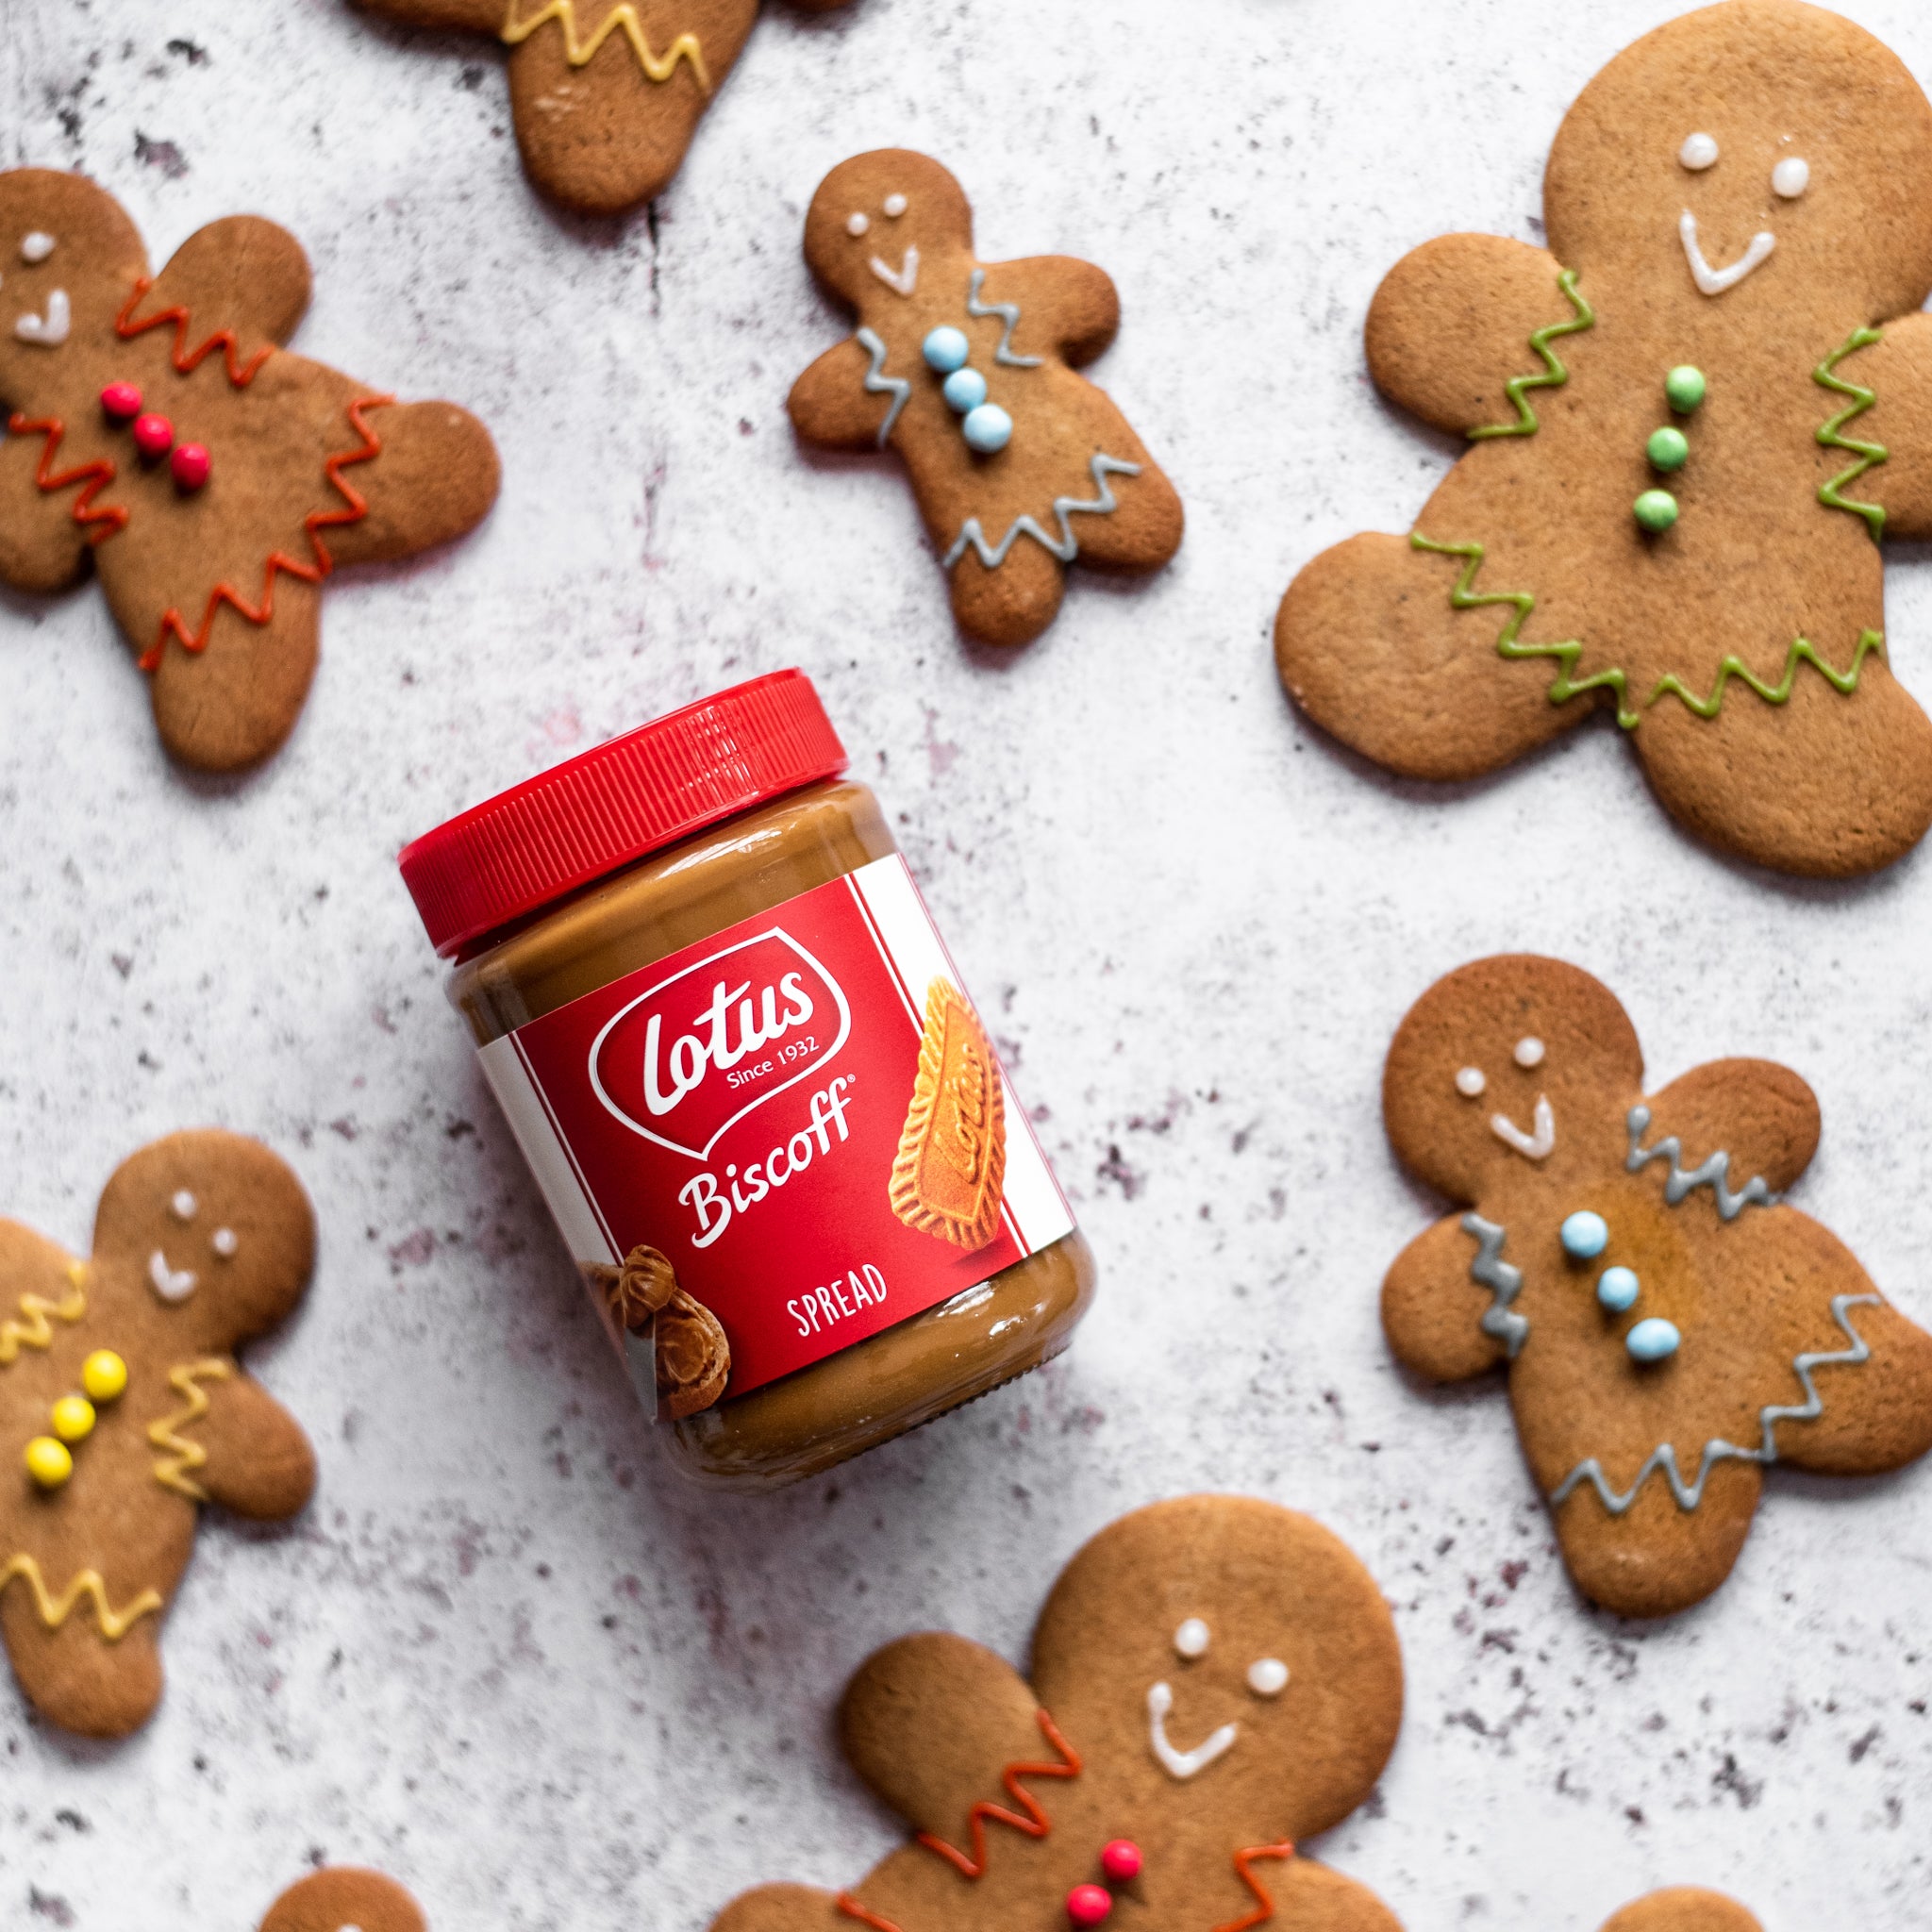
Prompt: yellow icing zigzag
<box><xmin>147</xmin><ymin>1358</ymin><xmax>233</xmax><ymax>1501</ymax></box>
<box><xmin>501</xmin><ymin>1</ymin><xmax>711</xmax><ymax>91</ymax></box>
<box><xmin>0</xmin><ymin>1263</ymin><xmax>87</xmax><ymax>1367</ymax></box>
<box><xmin>0</xmin><ymin>1555</ymin><xmax>161</xmax><ymax>1641</ymax></box>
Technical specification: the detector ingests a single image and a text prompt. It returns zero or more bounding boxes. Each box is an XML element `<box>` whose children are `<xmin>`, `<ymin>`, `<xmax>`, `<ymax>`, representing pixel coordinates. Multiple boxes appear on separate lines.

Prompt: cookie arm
<box><xmin>1265</xmin><ymin>1860</ymin><xmax>1407</xmax><ymax>1932</ymax></box>
<box><xmin>347</xmin><ymin>0</ymin><xmax>503</xmax><ymax>30</ymax></box>
<box><xmin>1365</xmin><ymin>234</ymin><xmax>1576</xmax><ymax>436</ymax></box>
<box><xmin>705</xmin><ymin>1886</ymin><xmax>847</xmax><ymax>1932</ymax></box>
<box><xmin>975</xmin><ymin>258</ymin><xmax>1120</xmax><ymax>367</ymax></box>
<box><xmin>1638</xmin><ymin>1058</ymin><xmax>1820</xmax><ymax>1193</ymax></box>
<box><xmin>789</xmin><ymin>340</ymin><xmax>900</xmax><ymax>452</ymax></box>
<box><xmin>189</xmin><ymin>1374</ymin><xmax>317</xmax><ymax>1521</ymax></box>
<box><xmin>1855</xmin><ymin>312</ymin><xmax>1932</xmax><ymax>541</ymax></box>
<box><xmin>141</xmin><ymin>216</ymin><xmax>312</xmax><ymax>355</ymax></box>
<box><xmin>1381</xmin><ymin>1213</ymin><xmax>1508</xmax><ymax>1382</ymax></box>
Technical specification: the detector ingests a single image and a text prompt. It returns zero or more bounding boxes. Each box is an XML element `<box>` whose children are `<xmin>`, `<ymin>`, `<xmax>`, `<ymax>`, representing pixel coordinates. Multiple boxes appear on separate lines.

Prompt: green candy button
<box><xmin>1647</xmin><ymin>425</ymin><xmax>1690</xmax><ymax>472</ymax></box>
<box><xmin>1665</xmin><ymin>364</ymin><xmax>1707</xmax><ymax>413</ymax></box>
<box><xmin>1635</xmin><ymin>489</ymin><xmax>1680</xmax><ymax>533</ymax></box>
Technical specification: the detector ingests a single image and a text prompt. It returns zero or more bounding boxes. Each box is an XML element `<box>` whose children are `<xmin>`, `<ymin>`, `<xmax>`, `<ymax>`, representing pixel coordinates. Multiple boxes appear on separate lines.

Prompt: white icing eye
<box><xmin>21</xmin><ymin>232</ymin><xmax>54</xmax><ymax>263</ymax></box>
<box><xmin>1174</xmin><ymin>1618</ymin><xmax>1209</xmax><ymax>1658</ymax></box>
<box><xmin>882</xmin><ymin>192</ymin><xmax>908</xmax><ymax>218</ymax></box>
<box><xmin>1247</xmin><ymin>1657</ymin><xmax>1290</xmax><ymax>1696</ymax></box>
<box><xmin>1679</xmin><ymin>131</ymin><xmax>1720</xmax><ymax>171</ymax></box>
<box><xmin>171</xmin><ymin>1191</ymin><xmax>197</xmax><ymax>1222</ymax></box>
<box><xmin>1772</xmin><ymin>156</ymin><xmax>1809</xmax><ymax>199</ymax></box>
<box><xmin>1455</xmin><ymin>1066</ymin><xmax>1486</xmax><ymax>1098</ymax></box>
<box><xmin>212</xmin><ymin>1227</ymin><xmax>238</xmax><ymax>1257</ymax></box>
<box><xmin>845</xmin><ymin>211</ymin><xmax>869</xmax><ymax>237</ymax></box>
<box><xmin>1513</xmin><ymin>1037</ymin><xmax>1545</xmax><ymax>1069</ymax></box>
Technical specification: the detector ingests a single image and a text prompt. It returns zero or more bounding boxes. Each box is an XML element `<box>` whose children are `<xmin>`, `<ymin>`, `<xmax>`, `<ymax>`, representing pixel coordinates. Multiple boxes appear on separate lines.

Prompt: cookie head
<box><xmin>92</xmin><ymin>1129</ymin><xmax>315</xmax><ymax>1348</ymax></box>
<box><xmin>803</xmin><ymin>150</ymin><xmax>973</xmax><ymax>306</ymax></box>
<box><xmin>1383</xmin><ymin>956</ymin><xmax>1643</xmax><ymax>1202</ymax></box>
<box><xmin>1030</xmin><ymin>1496</ymin><xmax>1401</xmax><ymax>1842</ymax></box>
<box><xmin>0</xmin><ymin>169</ymin><xmax>144</xmax><ymax>400</ymax></box>
<box><xmin>1546</xmin><ymin>0</ymin><xmax>1932</xmax><ymax>320</ymax></box>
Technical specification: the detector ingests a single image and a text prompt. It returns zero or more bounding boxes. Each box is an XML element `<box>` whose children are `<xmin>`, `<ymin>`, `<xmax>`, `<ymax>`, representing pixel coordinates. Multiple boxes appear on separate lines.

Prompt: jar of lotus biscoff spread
<box><xmin>399</xmin><ymin>670</ymin><xmax>1093</xmax><ymax>1491</ymax></box>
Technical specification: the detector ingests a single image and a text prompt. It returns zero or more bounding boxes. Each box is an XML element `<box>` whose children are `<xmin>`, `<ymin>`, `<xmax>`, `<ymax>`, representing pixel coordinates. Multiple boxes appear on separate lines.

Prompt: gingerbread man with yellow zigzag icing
<box><xmin>1</xmin><ymin>1131</ymin><xmax>316</xmax><ymax>1738</ymax></box>
<box><xmin>1276</xmin><ymin>0</ymin><xmax>1932</xmax><ymax>877</ymax></box>
<box><xmin>354</xmin><ymin>0</ymin><xmax>853</xmax><ymax>214</ymax></box>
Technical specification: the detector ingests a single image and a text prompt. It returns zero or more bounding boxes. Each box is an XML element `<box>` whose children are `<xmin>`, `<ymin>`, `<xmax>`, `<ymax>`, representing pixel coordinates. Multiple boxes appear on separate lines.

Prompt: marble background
<box><xmin>4</xmin><ymin>0</ymin><xmax>1931</xmax><ymax>1924</ymax></box>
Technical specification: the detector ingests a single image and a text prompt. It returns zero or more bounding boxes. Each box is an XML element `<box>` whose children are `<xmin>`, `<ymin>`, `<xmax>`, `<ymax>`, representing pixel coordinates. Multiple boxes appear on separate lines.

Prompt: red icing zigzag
<box><xmin>1214</xmin><ymin>1841</ymin><xmax>1298</xmax><ymax>1932</ymax></box>
<box><xmin>914</xmin><ymin>1707</ymin><xmax>1081</xmax><ymax>1880</ymax></box>
<box><xmin>114</xmin><ymin>276</ymin><xmax>276</xmax><ymax>388</ymax></box>
<box><xmin>6</xmin><ymin>415</ymin><xmax>128</xmax><ymax>541</ymax></box>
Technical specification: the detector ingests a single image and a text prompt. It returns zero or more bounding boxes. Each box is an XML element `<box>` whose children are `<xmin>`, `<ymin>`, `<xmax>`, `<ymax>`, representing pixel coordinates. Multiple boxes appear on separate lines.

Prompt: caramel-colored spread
<box><xmin>450</xmin><ymin>779</ymin><xmax>1093</xmax><ymax>1491</ymax></box>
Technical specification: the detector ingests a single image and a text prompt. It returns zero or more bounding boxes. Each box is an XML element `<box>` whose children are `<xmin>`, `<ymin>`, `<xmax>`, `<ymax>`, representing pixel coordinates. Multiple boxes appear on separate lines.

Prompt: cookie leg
<box><xmin>1066</xmin><ymin>463</ymin><xmax>1186</xmax><ymax>575</ymax></box>
<box><xmin>946</xmin><ymin>540</ymin><xmax>1067</xmax><ymax>647</ymax></box>
<box><xmin>326</xmin><ymin>400</ymin><xmax>500</xmax><ymax>568</ymax></box>
<box><xmin>1552</xmin><ymin>1457</ymin><xmax>1761</xmax><ymax>1618</ymax></box>
<box><xmin>1633</xmin><ymin>658</ymin><xmax>1932</xmax><ymax>875</ymax></box>
<box><xmin>1274</xmin><ymin>530</ymin><xmax>1592</xmax><ymax>780</ymax></box>
<box><xmin>1</xmin><ymin>1596</ymin><xmax>165</xmax><ymax>1739</ymax></box>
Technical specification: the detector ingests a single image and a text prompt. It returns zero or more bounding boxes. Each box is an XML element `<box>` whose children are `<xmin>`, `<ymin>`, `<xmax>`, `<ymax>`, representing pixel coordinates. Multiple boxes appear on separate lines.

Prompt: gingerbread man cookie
<box><xmin>708</xmin><ymin>1496</ymin><xmax>1404</xmax><ymax>1932</ymax></box>
<box><xmin>1600</xmin><ymin>1892</ymin><xmax>1761</xmax><ymax>1932</ymax></box>
<box><xmin>1275</xmin><ymin>0</ymin><xmax>1932</xmax><ymax>876</ymax></box>
<box><xmin>789</xmin><ymin>152</ymin><xmax>1184</xmax><ymax>647</ymax></box>
<box><xmin>0</xmin><ymin>168</ymin><xmax>498</xmax><ymax>773</ymax></box>
<box><xmin>354</xmin><ymin>0</ymin><xmax>853</xmax><ymax>214</ymax></box>
<box><xmin>261</xmin><ymin>1868</ymin><xmax>426</xmax><ymax>1932</ymax></box>
<box><xmin>1382</xmin><ymin>956</ymin><xmax>1932</xmax><ymax>1618</ymax></box>
<box><xmin>1</xmin><ymin>1131</ymin><xmax>316</xmax><ymax>1737</ymax></box>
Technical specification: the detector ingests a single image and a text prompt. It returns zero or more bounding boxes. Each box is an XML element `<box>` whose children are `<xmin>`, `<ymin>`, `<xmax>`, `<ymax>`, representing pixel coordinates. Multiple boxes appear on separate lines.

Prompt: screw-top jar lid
<box><xmin>398</xmin><ymin>669</ymin><xmax>849</xmax><ymax>958</ymax></box>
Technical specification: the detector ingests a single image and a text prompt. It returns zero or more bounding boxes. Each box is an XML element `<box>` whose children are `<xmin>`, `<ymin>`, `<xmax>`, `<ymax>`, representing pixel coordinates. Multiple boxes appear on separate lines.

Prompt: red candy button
<box><xmin>1067</xmin><ymin>1884</ymin><xmax>1112</xmax><ymax>1926</ymax></box>
<box><xmin>100</xmin><ymin>381</ymin><xmax>142</xmax><ymax>422</ymax></box>
<box><xmin>1100</xmin><ymin>1840</ymin><xmax>1142</xmax><ymax>1882</ymax></box>
<box><xmin>132</xmin><ymin>413</ymin><xmax>175</xmax><ymax>459</ymax></box>
<box><xmin>170</xmin><ymin>442</ymin><xmax>210</xmax><ymax>492</ymax></box>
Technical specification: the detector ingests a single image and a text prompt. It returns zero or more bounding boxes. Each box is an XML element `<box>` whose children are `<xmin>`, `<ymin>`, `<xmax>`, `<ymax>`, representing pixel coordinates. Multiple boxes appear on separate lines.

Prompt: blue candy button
<box><xmin>1596</xmin><ymin>1265</ymin><xmax>1640</xmax><ymax>1313</ymax></box>
<box><xmin>1626</xmin><ymin>1317</ymin><xmax>1681</xmax><ymax>1363</ymax></box>
<box><xmin>942</xmin><ymin>367</ymin><xmax>989</xmax><ymax>413</ymax></box>
<box><xmin>962</xmin><ymin>403</ymin><xmax>1013</xmax><ymax>454</ymax></box>
<box><xmin>923</xmin><ymin>326</ymin><xmax>970</xmax><ymax>374</ymax></box>
<box><xmin>1559</xmin><ymin>1210</ymin><xmax>1608</xmax><ymax>1259</ymax></box>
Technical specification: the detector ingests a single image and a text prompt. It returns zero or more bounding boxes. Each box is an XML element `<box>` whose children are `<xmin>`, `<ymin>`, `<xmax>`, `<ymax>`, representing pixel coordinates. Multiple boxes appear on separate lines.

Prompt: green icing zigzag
<box><xmin>1467</xmin><ymin>268</ymin><xmax>1594</xmax><ymax>441</ymax></box>
<box><xmin>1815</xmin><ymin>325</ymin><xmax>1888</xmax><ymax>541</ymax></box>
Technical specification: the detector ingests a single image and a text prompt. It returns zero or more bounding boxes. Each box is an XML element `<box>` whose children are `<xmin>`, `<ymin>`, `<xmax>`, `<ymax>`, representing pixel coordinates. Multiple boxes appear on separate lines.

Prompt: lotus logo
<box><xmin>588</xmin><ymin>930</ymin><xmax>852</xmax><ymax>1160</ymax></box>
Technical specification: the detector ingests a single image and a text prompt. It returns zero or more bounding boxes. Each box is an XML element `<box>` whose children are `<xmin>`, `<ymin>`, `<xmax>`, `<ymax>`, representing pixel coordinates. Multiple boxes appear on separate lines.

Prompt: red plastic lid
<box><xmin>399</xmin><ymin>669</ymin><xmax>849</xmax><ymax>958</ymax></box>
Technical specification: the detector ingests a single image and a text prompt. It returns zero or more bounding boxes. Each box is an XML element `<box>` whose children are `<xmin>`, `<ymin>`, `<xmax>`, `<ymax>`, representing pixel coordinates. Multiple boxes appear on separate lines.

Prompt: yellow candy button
<box><xmin>81</xmin><ymin>1350</ymin><xmax>128</xmax><ymax>1403</ymax></box>
<box><xmin>25</xmin><ymin>1436</ymin><xmax>73</xmax><ymax>1489</ymax></box>
<box><xmin>51</xmin><ymin>1395</ymin><xmax>97</xmax><ymax>1444</ymax></box>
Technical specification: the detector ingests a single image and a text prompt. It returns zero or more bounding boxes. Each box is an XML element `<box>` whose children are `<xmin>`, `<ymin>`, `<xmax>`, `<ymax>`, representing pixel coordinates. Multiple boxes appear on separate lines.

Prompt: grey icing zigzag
<box><xmin>856</xmin><ymin>326</ymin><xmax>910</xmax><ymax>448</ymax></box>
<box><xmin>1624</xmin><ymin>1103</ymin><xmax>1779</xmax><ymax>1220</ymax></box>
<box><xmin>941</xmin><ymin>453</ymin><xmax>1141</xmax><ymax>570</ymax></box>
<box><xmin>966</xmin><ymin>267</ymin><xmax>1044</xmax><ymax>368</ymax></box>
<box><xmin>1548</xmin><ymin>1292</ymin><xmax>1880</xmax><ymax>1515</ymax></box>
<box><xmin>1462</xmin><ymin>1212</ymin><xmax>1528</xmax><ymax>1358</ymax></box>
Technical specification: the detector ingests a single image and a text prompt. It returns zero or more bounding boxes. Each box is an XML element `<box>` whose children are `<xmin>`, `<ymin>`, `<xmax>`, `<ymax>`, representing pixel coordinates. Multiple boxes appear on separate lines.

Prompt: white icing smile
<box><xmin>1679</xmin><ymin>209</ymin><xmax>1774</xmax><ymax>296</ymax></box>
<box><xmin>148</xmin><ymin>1249</ymin><xmax>198</xmax><ymax>1302</ymax></box>
<box><xmin>14</xmin><ymin>287</ymin><xmax>70</xmax><ymax>344</ymax></box>
<box><xmin>1146</xmin><ymin>1680</ymin><xmax>1237</xmax><ymax>1779</ymax></box>
<box><xmin>868</xmin><ymin>246</ymin><xmax>920</xmax><ymax>298</ymax></box>
<box><xmin>1490</xmin><ymin>1094</ymin><xmax>1556</xmax><ymax>1161</ymax></box>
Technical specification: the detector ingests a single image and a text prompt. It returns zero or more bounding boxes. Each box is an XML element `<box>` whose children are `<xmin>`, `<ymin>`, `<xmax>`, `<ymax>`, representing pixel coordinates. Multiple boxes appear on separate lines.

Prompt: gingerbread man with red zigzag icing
<box><xmin>790</xmin><ymin>151</ymin><xmax>1184</xmax><ymax>647</ymax></box>
<box><xmin>0</xmin><ymin>168</ymin><xmax>498</xmax><ymax>773</ymax></box>
<box><xmin>1</xmin><ymin>1132</ymin><xmax>316</xmax><ymax>1738</ymax></box>
<box><xmin>708</xmin><ymin>1497</ymin><xmax>1404</xmax><ymax>1932</ymax></box>
<box><xmin>1275</xmin><ymin>0</ymin><xmax>1932</xmax><ymax>876</ymax></box>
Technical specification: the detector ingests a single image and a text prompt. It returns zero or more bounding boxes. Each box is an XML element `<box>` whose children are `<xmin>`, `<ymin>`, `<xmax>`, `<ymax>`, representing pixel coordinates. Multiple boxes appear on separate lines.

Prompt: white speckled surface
<box><xmin>4</xmin><ymin>0</ymin><xmax>1932</xmax><ymax>1925</ymax></box>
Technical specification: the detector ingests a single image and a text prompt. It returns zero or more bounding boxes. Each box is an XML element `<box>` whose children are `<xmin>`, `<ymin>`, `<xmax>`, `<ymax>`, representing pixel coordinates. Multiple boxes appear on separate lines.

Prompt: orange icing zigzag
<box><xmin>147</xmin><ymin>1357</ymin><xmax>233</xmax><ymax>1500</ymax></box>
<box><xmin>0</xmin><ymin>1554</ymin><xmax>162</xmax><ymax>1641</ymax></box>
<box><xmin>137</xmin><ymin>392</ymin><xmax>390</xmax><ymax>672</ymax></box>
<box><xmin>1212</xmin><ymin>1841</ymin><xmax>1298</xmax><ymax>1932</ymax></box>
<box><xmin>0</xmin><ymin>1264</ymin><xmax>88</xmax><ymax>1366</ymax></box>
<box><xmin>914</xmin><ymin>1707</ymin><xmax>1082</xmax><ymax>1879</ymax></box>
<box><xmin>8</xmin><ymin>414</ymin><xmax>129</xmax><ymax>543</ymax></box>
<box><xmin>114</xmin><ymin>275</ymin><xmax>276</xmax><ymax>388</ymax></box>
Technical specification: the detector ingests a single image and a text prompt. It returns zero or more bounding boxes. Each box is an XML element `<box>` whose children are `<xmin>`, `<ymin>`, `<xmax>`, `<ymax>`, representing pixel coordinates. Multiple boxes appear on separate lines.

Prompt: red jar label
<box><xmin>478</xmin><ymin>855</ymin><xmax>1074</xmax><ymax>1416</ymax></box>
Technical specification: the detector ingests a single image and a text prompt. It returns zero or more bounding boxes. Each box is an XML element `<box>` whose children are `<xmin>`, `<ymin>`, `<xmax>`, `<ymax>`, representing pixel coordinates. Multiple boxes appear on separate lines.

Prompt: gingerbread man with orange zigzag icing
<box><xmin>1382</xmin><ymin>955</ymin><xmax>1932</xmax><ymax>1621</ymax></box>
<box><xmin>0</xmin><ymin>168</ymin><xmax>498</xmax><ymax>773</ymax></box>
<box><xmin>708</xmin><ymin>1497</ymin><xmax>1404</xmax><ymax>1932</ymax></box>
<box><xmin>353</xmin><ymin>0</ymin><xmax>854</xmax><ymax>215</ymax></box>
<box><xmin>790</xmin><ymin>151</ymin><xmax>1184</xmax><ymax>648</ymax></box>
<box><xmin>1</xmin><ymin>1131</ymin><xmax>317</xmax><ymax>1738</ymax></box>
<box><xmin>1275</xmin><ymin>0</ymin><xmax>1932</xmax><ymax>876</ymax></box>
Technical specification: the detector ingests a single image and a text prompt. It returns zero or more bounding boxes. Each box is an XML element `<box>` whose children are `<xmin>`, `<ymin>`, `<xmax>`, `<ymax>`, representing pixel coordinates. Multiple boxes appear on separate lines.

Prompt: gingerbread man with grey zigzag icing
<box><xmin>790</xmin><ymin>151</ymin><xmax>1184</xmax><ymax>647</ymax></box>
<box><xmin>1382</xmin><ymin>955</ymin><xmax>1932</xmax><ymax>1619</ymax></box>
<box><xmin>1275</xmin><ymin>0</ymin><xmax>1932</xmax><ymax>876</ymax></box>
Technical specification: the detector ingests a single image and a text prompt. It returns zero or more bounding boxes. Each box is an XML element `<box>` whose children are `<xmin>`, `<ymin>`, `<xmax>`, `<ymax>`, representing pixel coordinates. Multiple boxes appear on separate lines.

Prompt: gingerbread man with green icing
<box><xmin>789</xmin><ymin>151</ymin><xmax>1185</xmax><ymax>648</ymax></box>
<box><xmin>1382</xmin><ymin>956</ymin><xmax>1932</xmax><ymax>1619</ymax></box>
<box><xmin>1</xmin><ymin>1131</ymin><xmax>316</xmax><ymax>1737</ymax></box>
<box><xmin>1276</xmin><ymin>0</ymin><xmax>1932</xmax><ymax>876</ymax></box>
<box><xmin>354</xmin><ymin>0</ymin><xmax>852</xmax><ymax>214</ymax></box>
<box><xmin>708</xmin><ymin>1496</ymin><xmax>1403</xmax><ymax>1932</ymax></box>
<box><xmin>0</xmin><ymin>168</ymin><xmax>498</xmax><ymax>773</ymax></box>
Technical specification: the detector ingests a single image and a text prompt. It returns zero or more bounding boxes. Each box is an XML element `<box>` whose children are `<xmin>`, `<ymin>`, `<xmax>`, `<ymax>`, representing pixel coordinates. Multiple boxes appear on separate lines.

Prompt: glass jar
<box><xmin>400</xmin><ymin>670</ymin><xmax>1093</xmax><ymax>1491</ymax></box>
